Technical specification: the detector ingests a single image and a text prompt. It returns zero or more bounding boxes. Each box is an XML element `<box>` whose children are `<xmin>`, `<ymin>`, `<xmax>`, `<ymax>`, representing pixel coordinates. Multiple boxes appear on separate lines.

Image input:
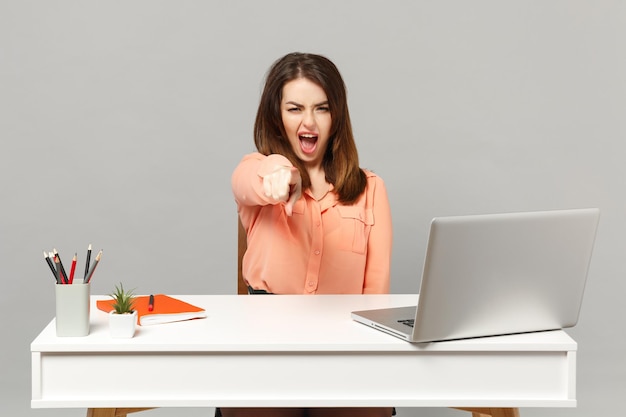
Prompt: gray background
<box><xmin>1</xmin><ymin>1</ymin><xmax>624</xmax><ymax>417</ymax></box>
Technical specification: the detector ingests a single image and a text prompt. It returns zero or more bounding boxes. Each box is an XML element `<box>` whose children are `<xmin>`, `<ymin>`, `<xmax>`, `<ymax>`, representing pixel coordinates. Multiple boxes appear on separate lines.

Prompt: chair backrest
<box><xmin>237</xmin><ymin>217</ymin><xmax>248</xmax><ymax>295</ymax></box>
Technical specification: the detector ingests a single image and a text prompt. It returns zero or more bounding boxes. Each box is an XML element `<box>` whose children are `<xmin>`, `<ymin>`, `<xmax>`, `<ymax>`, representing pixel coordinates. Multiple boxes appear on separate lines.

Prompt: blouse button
<box><xmin>314</xmin><ymin>250</ymin><xmax>320</xmax><ymax>255</ymax></box>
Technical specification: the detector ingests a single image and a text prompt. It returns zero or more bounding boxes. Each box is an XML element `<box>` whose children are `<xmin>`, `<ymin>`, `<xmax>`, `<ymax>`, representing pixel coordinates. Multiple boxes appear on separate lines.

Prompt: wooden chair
<box><xmin>237</xmin><ymin>217</ymin><xmax>248</xmax><ymax>295</ymax></box>
<box><xmin>86</xmin><ymin>409</ymin><xmax>154</xmax><ymax>417</ymax></box>
<box><xmin>87</xmin><ymin>220</ymin><xmax>519</xmax><ymax>417</ymax></box>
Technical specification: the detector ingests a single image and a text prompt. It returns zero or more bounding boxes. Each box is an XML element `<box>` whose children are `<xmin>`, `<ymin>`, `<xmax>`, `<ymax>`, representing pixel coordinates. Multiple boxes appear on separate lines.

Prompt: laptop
<box><xmin>352</xmin><ymin>208</ymin><xmax>600</xmax><ymax>343</ymax></box>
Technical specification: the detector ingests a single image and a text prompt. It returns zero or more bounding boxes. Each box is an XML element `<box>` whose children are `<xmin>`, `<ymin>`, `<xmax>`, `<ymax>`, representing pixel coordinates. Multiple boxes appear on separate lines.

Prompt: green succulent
<box><xmin>108</xmin><ymin>282</ymin><xmax>136</xmax><ymax>314</ymax></box>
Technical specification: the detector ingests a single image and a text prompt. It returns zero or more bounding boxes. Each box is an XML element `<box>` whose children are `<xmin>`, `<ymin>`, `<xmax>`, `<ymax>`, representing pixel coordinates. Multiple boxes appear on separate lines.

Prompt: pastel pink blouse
<box><xmin>232</xmin><ymin>153</ymin><xmax>392</xmax><ymax>294</ymax></box>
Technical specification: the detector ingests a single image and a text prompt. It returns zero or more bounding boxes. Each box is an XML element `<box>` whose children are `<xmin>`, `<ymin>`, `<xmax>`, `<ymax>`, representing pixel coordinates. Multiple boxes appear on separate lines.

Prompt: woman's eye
<box><xmin>287</xmin><ymin>107</ymin><xmax>301</xmax><ymax>112</ymax></box>
<box><xmin>317</xmin><ymin>106</ymin><xmax>329</xmax><ymax>112</ymax></box>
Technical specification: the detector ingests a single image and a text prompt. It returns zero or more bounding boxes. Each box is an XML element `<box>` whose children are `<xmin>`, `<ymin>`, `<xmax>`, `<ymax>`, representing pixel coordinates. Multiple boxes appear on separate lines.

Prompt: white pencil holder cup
<box><xmin>55</xmin><ymin>281</ymin><xmax>90</xmax><ymax>337</ymax></box>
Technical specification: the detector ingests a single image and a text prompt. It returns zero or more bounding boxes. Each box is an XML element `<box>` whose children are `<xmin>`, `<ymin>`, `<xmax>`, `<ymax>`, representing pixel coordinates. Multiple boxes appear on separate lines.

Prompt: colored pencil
<box><xmin>84</xmin><ymin>244</ymin><xmax>92</xmax><ymax>280</ymax></box>
<box><xmin>53</xmin><ymin>249</ymin><xmax>68</xmax><ymax>284</ymax></box>
<box><xmin>69</xmin><ymin>253</ymin><xmax>77</xmax><ymax>284</ymax></box>
<box><xmin>54</xmin><ymin>255</ymin><xmax>62</xmax><ymax>284</ymax></box>
<box><xmin>85</xmin><ymin>250</ymin><xmax>102</xmax><ymax>284</ymax></box>
<box><xmin>44</xmin><ymin>251</ymin><xmax>57</xmax><ymax>281</ymax></box>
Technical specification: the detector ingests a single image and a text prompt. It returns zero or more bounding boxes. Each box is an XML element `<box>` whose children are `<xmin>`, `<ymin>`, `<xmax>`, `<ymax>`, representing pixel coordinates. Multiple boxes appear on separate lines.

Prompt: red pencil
<box><xmin>69</xmin><ymin>253</ymin><xmax>77</xmax><ymax>284</ymax></box>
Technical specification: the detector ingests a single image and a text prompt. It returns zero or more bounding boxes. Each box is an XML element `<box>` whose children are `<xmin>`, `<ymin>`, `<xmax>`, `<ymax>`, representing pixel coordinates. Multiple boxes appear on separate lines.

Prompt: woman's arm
<box><xmin>231</xmin><ymin>152</ymin><xmax>296</xmax><ymax>207</ymax></box>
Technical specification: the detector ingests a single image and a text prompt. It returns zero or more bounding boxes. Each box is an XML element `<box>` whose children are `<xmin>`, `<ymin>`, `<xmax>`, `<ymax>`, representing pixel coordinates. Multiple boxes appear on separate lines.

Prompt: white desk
<box><xmin>31</xmin><ymin>295</ymin><xmax>576</xmax><ymax>416</ymax></box>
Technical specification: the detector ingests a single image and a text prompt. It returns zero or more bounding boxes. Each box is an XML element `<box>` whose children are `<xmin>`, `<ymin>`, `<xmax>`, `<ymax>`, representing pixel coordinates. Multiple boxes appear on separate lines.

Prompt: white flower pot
<box><xmin>109</xmin><ymin>310</ymin><xmax>137</xmax><ymax>338</ymax></box>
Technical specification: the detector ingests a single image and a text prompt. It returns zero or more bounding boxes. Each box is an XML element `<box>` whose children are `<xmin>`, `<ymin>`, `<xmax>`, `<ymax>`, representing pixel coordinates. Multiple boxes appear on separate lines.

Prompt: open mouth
<box><xmin>299</xmin><ymin>134</ymin><xmax>318</xmax><ymax>154</ymax></box>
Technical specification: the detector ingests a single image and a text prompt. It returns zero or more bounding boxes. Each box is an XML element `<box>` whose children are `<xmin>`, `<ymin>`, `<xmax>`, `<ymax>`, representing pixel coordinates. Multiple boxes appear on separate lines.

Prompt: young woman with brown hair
<box><xmin>226</xmin><ymin>52</ymin><xmax>394</xmax><ymax>417</ymax></box>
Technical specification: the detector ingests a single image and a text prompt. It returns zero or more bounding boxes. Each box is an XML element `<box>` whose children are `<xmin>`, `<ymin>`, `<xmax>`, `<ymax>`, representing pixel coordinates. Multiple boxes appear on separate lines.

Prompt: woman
<box><xmin>227</xmin><ymin>52</ymin><xmax>393</xmax><ymax>417</ymax></box>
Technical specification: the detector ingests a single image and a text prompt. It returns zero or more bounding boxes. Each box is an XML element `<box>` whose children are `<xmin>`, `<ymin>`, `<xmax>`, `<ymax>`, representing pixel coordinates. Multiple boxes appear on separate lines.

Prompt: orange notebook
<box><xmin>97</xmin><ymin>294</ymin><xmax>207</xmax><ymax>326</ymax></box>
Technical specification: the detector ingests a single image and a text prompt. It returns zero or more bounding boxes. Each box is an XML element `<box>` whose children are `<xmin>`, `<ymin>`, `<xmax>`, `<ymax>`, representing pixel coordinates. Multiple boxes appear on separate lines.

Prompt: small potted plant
<box><xmin>108</xmin><ymin>282</ymin><xmax>137</xmax><ymax>338</ymax></box>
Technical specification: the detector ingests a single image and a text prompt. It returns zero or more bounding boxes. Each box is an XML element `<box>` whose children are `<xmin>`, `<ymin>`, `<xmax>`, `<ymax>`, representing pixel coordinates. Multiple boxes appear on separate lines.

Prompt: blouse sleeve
<box><xmin>231</xmin><ymin>152</ymin><xmax>294</xmax><ymax>208</ymax></box>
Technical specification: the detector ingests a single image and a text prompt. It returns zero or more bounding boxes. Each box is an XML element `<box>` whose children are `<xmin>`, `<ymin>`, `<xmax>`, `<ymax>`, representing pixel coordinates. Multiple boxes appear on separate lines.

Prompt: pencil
<box><xmin>54</xmin><ymin>255</ymin><xmax>62</xmax><ymax>284</ymax></box>
<box><xmin>53</xmin><ymin>249</ymin><xmax>68</xmax><ymax>284</ymax></box>
<box><xmin>84</xmin><ymin>250</ymin><xmax>102</xmax><ymax>284</ymax></box>
<box><xmin>44</xmin><ymin>251</ymin><xmax>57</xmax><ymax>281</ymax></box>
<box><xmin>69</xmin><ymin>253</ymin><xmax>77</xmax><ymax>284</ymax></box>
<box><xmin>49</xmin><ymin>251</ymin><xmax>64</xmax><ymax>282</ymax></box>
<box><xmin>84</xmin><ymin>244</ymin><xmax>92</xmax><ymax>280</ymax></box>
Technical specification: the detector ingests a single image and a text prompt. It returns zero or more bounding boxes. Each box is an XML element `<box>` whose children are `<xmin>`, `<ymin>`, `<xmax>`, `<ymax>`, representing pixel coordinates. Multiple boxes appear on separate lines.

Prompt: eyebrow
<box><xmin>284</xmin><ymin>100</ymin><xmax>329</xmax><ymax>107</ymax></box>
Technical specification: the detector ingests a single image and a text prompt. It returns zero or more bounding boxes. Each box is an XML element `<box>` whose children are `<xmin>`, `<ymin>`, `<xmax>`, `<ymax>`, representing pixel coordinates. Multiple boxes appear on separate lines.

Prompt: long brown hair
<box><xmin>254</xmin><ymin>52</ymin><xmax>366</xmax><ymax>204</ymax></box>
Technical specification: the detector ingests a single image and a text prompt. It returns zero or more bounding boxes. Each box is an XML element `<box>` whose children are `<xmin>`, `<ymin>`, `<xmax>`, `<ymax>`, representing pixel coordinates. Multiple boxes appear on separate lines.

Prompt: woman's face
<box><xmin>280</xmin><ymin>77</ymin><xmax>332</xmax><ymax>169</ymax></box>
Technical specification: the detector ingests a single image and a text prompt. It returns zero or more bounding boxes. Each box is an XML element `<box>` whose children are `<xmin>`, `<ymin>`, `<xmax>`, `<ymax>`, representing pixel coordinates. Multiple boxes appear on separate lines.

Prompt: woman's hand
<box><xmin>262</xmin><ymin>166</ymin><xmax>302</xmax><ymax>216</ymax></box>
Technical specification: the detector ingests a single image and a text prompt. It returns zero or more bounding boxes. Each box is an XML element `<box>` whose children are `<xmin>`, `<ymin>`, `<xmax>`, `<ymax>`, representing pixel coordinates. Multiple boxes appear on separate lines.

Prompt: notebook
<box><xmin>352</xmin><ymin>208</ymin><xmax>600</xmax><ymax>343</ymax></box>
<box><xmin>97</xmin><ymin>294</ymin><xmax>207</xmax><ymax>326</ymax></box>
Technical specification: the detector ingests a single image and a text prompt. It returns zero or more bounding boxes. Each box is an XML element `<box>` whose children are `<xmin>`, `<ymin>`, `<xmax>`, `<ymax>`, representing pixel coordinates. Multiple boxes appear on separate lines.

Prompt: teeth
<box><xmin>300</xmin><ymin>134</ymin><xmax>317</xmax><ymax>139</ymax></box>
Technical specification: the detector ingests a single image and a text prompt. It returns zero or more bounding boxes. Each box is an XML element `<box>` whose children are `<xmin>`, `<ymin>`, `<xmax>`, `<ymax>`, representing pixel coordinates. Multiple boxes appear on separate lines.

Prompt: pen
<box><xmin>84</xmin><ymin>244</ymin><xmax>92</xmax><ymax>280</ymax></box>
<box><xmin>84</xmin><ymin>250</ymin><xmax>102</xmax><ymax>284</ymax></box>
<box><xmin>69</xmin><ymin>253</ymin><xmax>77</xmax><ymax>284</ymax></box>
<box><xmin>44</xmin><ymin>251</ymin><xmax>57</xmax><ymax>281</ymax></box>
<box><xmin>148</xmin><ymin>294</ymin><xmax>154</xmax><ymax>312</ymax></box>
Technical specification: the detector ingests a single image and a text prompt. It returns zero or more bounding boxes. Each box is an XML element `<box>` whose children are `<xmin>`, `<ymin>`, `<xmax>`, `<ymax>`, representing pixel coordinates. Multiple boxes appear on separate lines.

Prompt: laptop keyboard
<box><xmin>398</xmin><ymin>319</ymin><xmax>414</xmax><ymax>328</ymax></box>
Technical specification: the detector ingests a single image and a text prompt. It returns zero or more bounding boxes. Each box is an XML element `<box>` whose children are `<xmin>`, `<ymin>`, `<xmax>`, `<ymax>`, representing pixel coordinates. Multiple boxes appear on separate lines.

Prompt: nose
<box><xmin>302</xmin><ymin>109</ymin><xmax>317</xmax><ymax>129</ymax></box>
